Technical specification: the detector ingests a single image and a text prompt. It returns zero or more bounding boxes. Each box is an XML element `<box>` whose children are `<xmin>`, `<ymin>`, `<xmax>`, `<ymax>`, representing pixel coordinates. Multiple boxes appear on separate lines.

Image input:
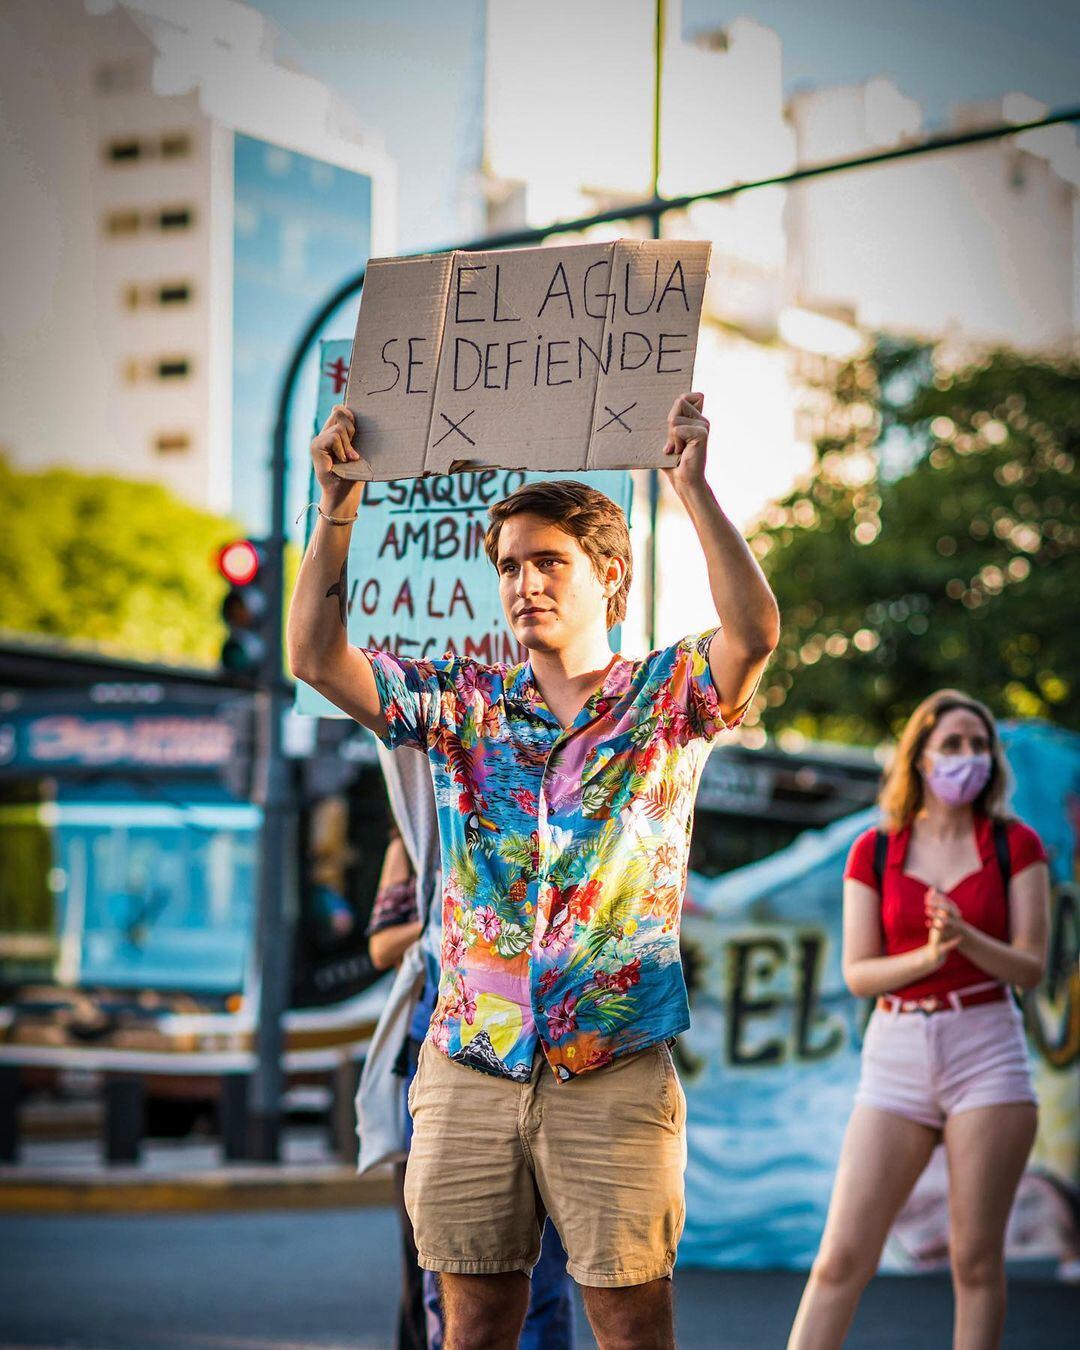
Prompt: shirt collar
<box><xmin>506</xmin><ymin>652</ymin><xmax>631</xmax><ymax>732</ymax></box>
<box><xmin>589</xmin><ymin>653</ymin><xmax>632</xmax><ymax>719</ymax></box>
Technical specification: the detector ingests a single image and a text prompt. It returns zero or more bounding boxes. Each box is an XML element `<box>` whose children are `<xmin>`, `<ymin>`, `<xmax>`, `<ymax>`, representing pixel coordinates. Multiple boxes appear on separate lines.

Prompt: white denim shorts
<box><xmin>855</xmin><ymin>995</ymin><xmax>1036</xmax><ymax>1130</ymax></box>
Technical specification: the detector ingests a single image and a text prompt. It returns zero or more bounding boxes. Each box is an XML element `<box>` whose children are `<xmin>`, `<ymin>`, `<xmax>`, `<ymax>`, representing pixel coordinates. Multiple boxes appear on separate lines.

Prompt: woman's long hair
<box><xmin>879</xmin><ymin>689</ymin><xmax>1012</xmax><ymax>832</ymax></box>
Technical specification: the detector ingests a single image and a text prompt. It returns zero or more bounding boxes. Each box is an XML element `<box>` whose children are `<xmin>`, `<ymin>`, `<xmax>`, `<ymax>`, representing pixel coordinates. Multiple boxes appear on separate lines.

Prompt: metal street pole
<box><xmin>646</xmin><ymin>0</ymin><xmax>665</xmax><ymax>651</ymax></box>
<box><xmin>248</xmin><ymin>684</ymin><xmax>291</xmax><ymax>1161</ymax></box>
<box><xmin>248</xmin><ymin>373</ymin><xmax>297</xmax><ymax>1163</ymax></box>
<box><xmin>652</xmin><ymin>0</ymin><xmax>665</xmax><ymax>210</ymax></box>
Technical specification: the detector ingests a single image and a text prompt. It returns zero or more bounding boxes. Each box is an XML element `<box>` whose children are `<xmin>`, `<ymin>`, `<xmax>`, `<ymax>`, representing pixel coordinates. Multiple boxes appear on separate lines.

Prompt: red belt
<box><xmin>876</xmin><ymin>985</ymin><xmax>1008</xmax><ymax>1016</ymax></box>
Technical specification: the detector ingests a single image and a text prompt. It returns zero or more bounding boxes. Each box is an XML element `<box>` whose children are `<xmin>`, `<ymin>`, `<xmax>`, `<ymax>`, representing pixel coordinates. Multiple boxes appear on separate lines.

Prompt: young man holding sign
<box><xmin>288</xmin><ymin>394</ymin><xmax>779</xmax><ymax>1349</ymax></box>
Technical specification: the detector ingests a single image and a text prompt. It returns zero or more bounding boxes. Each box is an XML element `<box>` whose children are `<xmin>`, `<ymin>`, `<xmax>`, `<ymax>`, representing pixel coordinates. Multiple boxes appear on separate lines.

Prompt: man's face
<box><xmin>496</xmin><ymin>513</ymin><xmax>612</xmax><ymax>653</ymax></box>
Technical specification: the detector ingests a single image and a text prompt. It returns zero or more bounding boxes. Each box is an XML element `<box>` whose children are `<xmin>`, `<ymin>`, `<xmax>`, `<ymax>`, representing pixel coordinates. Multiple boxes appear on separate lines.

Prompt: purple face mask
<box><xmin>924</xmin><ymin>752</ymin><xmax>992</xmax><ymax>806</ymax></box>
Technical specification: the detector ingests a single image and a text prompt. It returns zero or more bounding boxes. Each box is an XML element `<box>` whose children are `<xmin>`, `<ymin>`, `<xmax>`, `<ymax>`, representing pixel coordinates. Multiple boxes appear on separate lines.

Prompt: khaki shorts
<box><xmin>404</xmin><ymin>1038</ymin><xmax>687</xmax><ymax>1288</ymax></box>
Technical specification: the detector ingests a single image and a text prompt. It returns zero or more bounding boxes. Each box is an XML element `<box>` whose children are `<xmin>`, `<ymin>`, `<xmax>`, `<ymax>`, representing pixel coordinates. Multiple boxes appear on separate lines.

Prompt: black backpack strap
<box><xmin>869</xmin><ymin>822</ymin><xmax>1009</xmax><ymax>894</ymax></box>
<box><xmin>872</xmin><ymin>829</ymin><xmax>889</xmax><ymax>894</ymax></box>
<box><xmin>993</xmin><ymin>820</ymin><xmax>1012</xmax><ymax>892</ymax></box>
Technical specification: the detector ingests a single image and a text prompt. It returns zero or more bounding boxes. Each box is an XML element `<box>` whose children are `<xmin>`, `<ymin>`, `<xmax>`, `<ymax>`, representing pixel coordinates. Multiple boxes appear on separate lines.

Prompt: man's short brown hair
<box><xmin>484</xmin><ymin>480</ymin><xmax>633</xmax><ymax>629</ymax></box>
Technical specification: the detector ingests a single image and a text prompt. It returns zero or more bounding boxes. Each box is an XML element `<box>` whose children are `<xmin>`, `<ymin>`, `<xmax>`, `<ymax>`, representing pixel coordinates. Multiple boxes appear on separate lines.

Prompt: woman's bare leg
<box><xmin>944</xmin><ymin>1103</ymin><xmax>1037</xmax><ymax>1350</ymax></box>
<box><xmin>788</xmin><ymin>1106</ymin><xmax>940</xmax><ymax>1349</ymax></box>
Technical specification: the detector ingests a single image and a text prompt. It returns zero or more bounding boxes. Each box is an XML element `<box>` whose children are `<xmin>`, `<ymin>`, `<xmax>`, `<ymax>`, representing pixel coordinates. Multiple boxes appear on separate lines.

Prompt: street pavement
<box><xmin>1</xmin><ymin>1207</ymin><xmax>1074</xmax><ymax>1349</ymax></box>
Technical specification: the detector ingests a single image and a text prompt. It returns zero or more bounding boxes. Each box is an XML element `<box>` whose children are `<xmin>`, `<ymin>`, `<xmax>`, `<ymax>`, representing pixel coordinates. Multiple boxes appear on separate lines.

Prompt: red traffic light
<box><xmin>217</xmin><ymin>540</ymin><xmax>261</xmax><ymax>587</ymax></box>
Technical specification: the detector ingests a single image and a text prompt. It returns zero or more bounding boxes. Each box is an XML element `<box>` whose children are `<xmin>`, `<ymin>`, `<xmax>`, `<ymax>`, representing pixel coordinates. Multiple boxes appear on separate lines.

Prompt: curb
<box><xmin>0</xmin><ymin>1166</ymin><xmax>395</xmax><ymax>1215</ymax></box>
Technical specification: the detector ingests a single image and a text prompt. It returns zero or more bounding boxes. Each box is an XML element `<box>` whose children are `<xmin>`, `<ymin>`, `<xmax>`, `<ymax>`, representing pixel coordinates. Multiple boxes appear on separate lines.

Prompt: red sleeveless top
<box><xmin>844</xmin><ymin>814</ymin><xmax>1046</xmax><ymax>999</ymax></box>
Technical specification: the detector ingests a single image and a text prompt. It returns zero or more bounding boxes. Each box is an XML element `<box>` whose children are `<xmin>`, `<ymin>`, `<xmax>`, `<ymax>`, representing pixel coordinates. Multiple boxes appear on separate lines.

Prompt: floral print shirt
<box><xmin>365</xmin><ymin>631</ymin><xmax>742</xmax><ymax>1082</ymax></box>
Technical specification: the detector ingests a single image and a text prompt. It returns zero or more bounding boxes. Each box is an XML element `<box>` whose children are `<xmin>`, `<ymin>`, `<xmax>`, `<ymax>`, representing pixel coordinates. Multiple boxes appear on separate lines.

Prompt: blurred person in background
<box><xmin>789</xmin><ymin>690</ymin><xmax>1050</xmax><ymax>1350</ymax></box>
<box><xmin>367</xmin><ymin>825</ymin><xmax>576</xmax><ymax>1350</ymax></box>
<box><xmin>309</xmin><ymin>796</ymin><xmax>360</xmax><ymax>942</ymax></box>
<box><xmin>366</xmin><ymin>824</ymin><xmax>427</xmax><ymax>1350</ymax></box>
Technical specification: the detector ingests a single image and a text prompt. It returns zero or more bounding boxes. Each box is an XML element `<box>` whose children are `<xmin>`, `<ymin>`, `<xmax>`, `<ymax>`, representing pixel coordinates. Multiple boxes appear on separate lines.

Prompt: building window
<box><xmin>158</xmin><ymin>207</ymin><xmax>194</xmax><ymax>231</ymax></box>
<box><xmin>160</xmin><ymin>133</ymin><xmax>192</xmax><ymax>159</ymax></box>
<box><xmin>94</xmin><ymin>61</ymin><xmax>138</xmax><ymax>95</ymax></box>
<box><xmin>156</xmin><ymin>358</ymin><xmax>192</xmax><ymax>380</ymax></box>
<box><xmin>103</xmin><ymin>132</ymin><xmax>192</xmax><ymax>163</ymax></box>
<box><xmin>120</xmin><ymin>282</ymin><xmax>195</xmax><ymax>310</ymax></box>
<box><xmin>121</xmin><ymin>359</ymin><xmax>194</xmax><ymax>382</ymax></box>
<box><xmin>154</xmin><ymin>432</ymin><xmax>192</xmax><ymax>454</ymax></box>
<box><xmin>106</xmin><ymin>139</ymin><xmax>142</xmax><ymax>163</ymax></box>
<box><xmin>158</xmin><ymin>282</ymin><xmax>193</xmax><ymax>305</ymax></box>
<box><xmin>105</xmin><ymin>210</ymin><xmax>140</xmax><ymax>236</ymax></box>
<box><xmin>107</xmin><ymin>207</ymin><xmax>196</xmax><ymax>235</ymax></box>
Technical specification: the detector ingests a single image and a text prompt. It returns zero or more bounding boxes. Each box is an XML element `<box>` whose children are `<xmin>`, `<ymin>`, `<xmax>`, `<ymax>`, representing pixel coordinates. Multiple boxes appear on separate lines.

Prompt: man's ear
<box><xmin>604</xmin><ymin>556</ymin><xmax>625</xmax><ymax>595</ymax></box>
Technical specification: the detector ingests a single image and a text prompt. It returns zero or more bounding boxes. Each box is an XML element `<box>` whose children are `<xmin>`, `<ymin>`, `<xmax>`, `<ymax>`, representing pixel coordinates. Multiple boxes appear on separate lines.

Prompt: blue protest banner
<box><xmin>295</xmin><ymin>340</ymin><xmax>634</xmax><ymax>716</ymax></box>
<box><xmin>678</xmin><ymin>720</ymin><xmax>1080</xmax><ymax>1271</ymax></box>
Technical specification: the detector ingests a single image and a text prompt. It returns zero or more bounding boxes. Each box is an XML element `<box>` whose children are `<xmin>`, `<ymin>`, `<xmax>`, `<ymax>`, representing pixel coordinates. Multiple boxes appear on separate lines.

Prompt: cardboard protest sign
<box><xmin>294</xmin><ymin>341</ymin><xmax>634</xmax><ymax>718</ymax></box>
<box><xmin>336</xmin><ymin>238</ymin><xmax>710</xmax><ymax>481</ymax></box>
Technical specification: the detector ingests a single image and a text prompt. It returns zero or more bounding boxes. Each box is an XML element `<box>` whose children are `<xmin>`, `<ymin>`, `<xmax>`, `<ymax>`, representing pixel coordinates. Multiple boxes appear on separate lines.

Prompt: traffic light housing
<box><xmin>218</xmin><ymin>539</ymin><xmax>271</xmax><ymax>679</ymax></box>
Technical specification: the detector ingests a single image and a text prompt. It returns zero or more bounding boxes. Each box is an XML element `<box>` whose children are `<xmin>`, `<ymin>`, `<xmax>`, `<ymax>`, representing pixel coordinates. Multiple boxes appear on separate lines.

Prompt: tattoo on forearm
<box><xmin>326</xmin><ymin>560</ymin><xmax>348</xmax><ymax>629</ymax></box>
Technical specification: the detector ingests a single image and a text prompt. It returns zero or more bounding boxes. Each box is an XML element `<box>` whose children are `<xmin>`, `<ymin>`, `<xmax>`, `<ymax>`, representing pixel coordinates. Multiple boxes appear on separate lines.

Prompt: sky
<box><xmin>252</xmin><ymin>0</ymin><xmax>486</xmax><ymax>251</ymax></box>
<box><xmin>687</xmin><ymin>0</ymin><xmax>1080</xmax><ymax>124</ymax></box>
<box><xmin>253</xmin><ymin>0</ymin><xmax>1079</xmax><ymax>252</ymax></box>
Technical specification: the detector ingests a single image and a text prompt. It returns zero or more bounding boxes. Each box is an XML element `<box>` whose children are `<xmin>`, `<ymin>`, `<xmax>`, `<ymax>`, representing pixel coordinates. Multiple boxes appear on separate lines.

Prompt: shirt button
<box><xmin>537</xmin><ymin>1004</ymin><xmax>545</xmax><ymax>1014</ymax></box>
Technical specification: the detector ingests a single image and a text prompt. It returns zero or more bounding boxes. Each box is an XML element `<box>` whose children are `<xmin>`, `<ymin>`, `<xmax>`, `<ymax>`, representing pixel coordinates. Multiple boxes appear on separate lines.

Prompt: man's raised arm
<box><xmin>286</xmin><ymin>404</ymin><xmax>388</xmax><ymax>738</ymax></box>
<box><xmin>663</xmin><ymin>393</ymin><xmax>780</xmax><ymax>724</ymax></box>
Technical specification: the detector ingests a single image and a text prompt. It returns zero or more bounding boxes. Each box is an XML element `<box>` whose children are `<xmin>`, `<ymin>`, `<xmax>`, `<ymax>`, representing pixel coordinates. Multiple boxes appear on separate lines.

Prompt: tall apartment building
<box><xmin>0</xmin><ymin>0</ymin><xmax>394</xmax><ymax>529</ymax></box>
<box><xmin>786</xmin><ymin>83</ymin><xmax>1080</xmax><ymax>349</ymax></box>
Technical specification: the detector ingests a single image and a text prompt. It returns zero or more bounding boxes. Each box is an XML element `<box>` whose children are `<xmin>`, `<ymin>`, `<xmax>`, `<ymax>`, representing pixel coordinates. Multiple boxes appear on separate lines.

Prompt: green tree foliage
<box><xmin>750</xmin><ymin>343</ymin><xmax>1079</xmax><ymax>745</ymax></box>
<box><xmin>0</xmin><ymin>457</ymin><xmax>240</xmax><ymax>667</ymax></box>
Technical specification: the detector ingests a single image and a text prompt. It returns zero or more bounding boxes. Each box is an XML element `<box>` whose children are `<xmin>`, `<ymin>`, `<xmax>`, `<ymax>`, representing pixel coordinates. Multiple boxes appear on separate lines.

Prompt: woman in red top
<box><xmin>789</xmin><ymin>690</ymin><xmax>1050</xmax><ymax>1350</ymax></box>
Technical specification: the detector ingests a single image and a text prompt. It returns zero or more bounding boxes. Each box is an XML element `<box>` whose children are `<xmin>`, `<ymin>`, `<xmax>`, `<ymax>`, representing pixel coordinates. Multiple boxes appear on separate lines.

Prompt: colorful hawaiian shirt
<box><xmin>364</xmin><ymin>631</ymin><xmax>744</xmax><ymax>1081</ymax></box>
